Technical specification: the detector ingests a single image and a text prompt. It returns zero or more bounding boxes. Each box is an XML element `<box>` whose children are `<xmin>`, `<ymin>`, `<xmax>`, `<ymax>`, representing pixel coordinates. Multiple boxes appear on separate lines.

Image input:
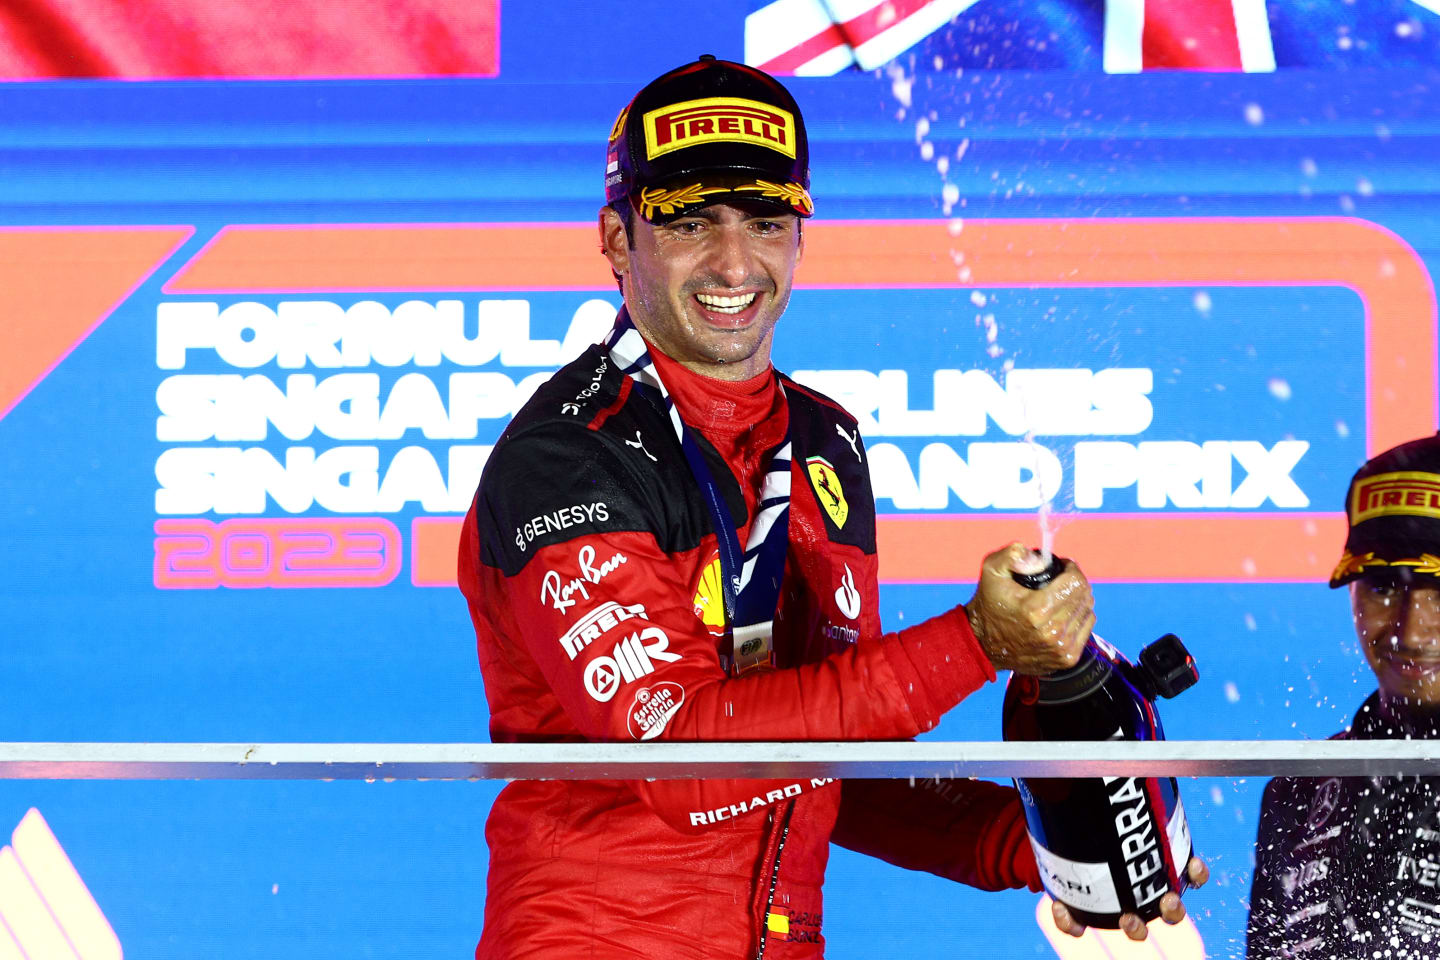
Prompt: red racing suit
<box><xmin>459</xmin><ymin>335</ymin><xmax>1039</xmax><ymax>959</ymax></box>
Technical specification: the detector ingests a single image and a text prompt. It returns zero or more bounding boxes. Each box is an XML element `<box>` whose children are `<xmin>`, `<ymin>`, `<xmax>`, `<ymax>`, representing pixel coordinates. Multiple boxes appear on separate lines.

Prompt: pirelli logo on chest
<box><xmin>643</xmin><ymin>97</ymin><xmax>796</xmax><ymax>160</ymax></box>
<box><xmin>1352</xmin><ymin>471</ymin><xmax>1440</xmax><ymax>523</ymax></box>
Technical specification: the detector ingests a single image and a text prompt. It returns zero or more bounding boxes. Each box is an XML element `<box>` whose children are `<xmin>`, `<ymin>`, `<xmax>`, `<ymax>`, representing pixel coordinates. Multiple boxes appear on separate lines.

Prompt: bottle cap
<box><xmin>1138</xmin><ymin>633</ymin><xmax>1199</xmax><ymax>699</ymax></box>
<box><xmin>1010</xmin><ymin>552</ymin><xmax>1066</xmax><ymax>590</ymax></box>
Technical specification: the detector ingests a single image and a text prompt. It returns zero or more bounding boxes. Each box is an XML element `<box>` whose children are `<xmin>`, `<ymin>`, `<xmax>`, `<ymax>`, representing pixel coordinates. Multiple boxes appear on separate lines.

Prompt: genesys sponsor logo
<box><xmin>583</xmin><ymin>627</ymin><xmax>680</xmax><ymax>702</ymax></box>
<box><xmin>516</xmin><ymin>502</ymin><xmax>610</xmax><ymax>554</ymax></box>
<box><xmin>689</xmin><ymin>778</ymin><xmax>836</xmax><ymax>826</ymax></box>
<box><xmin>559</xmin><ymin>600</ymin><xmax>648</xmax><ymax>660</ymax></box>
<box><xmin>541</xmin><ymin>544</ymin><xmax>628</xmax><ymax>614</ymax></box>
<box><xmin>627</xmin><ymin>681</ymin><xmax>684</xmax><ymax>741</ymax></box>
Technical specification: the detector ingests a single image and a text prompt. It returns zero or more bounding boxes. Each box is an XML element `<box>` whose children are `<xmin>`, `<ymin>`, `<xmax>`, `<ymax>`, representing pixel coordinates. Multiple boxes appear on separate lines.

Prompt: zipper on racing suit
<box><xmin>753</xmin><ymin>800</ymin><xmax>796</xmax><ymax>960</ymax></box>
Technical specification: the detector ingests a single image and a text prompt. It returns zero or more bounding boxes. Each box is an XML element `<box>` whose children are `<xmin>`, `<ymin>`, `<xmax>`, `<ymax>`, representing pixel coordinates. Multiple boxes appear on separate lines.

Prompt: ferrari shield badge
<box><xmin>806</xmin><ymin>455</ymin><xmax>848</xmax><ymax>529</ymax></box>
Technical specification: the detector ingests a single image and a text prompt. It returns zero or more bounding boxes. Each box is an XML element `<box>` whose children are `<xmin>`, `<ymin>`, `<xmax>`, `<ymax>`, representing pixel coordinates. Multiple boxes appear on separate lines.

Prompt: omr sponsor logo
<box><xmin>583</xmin><ymin>627</ymin><xmax>680</xmax><ymax>702</ymax></box>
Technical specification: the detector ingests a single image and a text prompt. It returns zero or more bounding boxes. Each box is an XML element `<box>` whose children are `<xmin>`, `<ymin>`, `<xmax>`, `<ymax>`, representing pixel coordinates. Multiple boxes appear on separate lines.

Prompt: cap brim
<box><xmin>632</xmin><ymin>172</ymin><xmax>813</xmax><ymax>224</ymax></box>
<box><xmin>1330</xmin><ymin>531</ymin><xmax>1440</xmax><ymax>587</ymax></box>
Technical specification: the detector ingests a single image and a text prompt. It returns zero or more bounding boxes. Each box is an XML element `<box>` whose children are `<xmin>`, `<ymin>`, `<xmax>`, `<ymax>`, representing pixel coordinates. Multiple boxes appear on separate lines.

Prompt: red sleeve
<box><xmin>830</xmin><ymin>778</ymin><xmax>1042</xmax><ymax>892</ymax></box>
<box><xmin>486</xmin><ymin>524</ymin><xmax>994</xmax><ymax>832</ymax></box>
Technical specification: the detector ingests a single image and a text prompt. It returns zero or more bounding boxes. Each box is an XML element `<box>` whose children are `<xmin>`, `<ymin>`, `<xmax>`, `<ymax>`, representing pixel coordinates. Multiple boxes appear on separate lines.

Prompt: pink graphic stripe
<box><xmin>12</xmin><ymin>810</ymin><xmax>122</xmax><ymax>960</ymax></box>
<box><xmin>0</xmin><ymin>848</ymin><xmax>78</xmax><ymax>959</ymax></box>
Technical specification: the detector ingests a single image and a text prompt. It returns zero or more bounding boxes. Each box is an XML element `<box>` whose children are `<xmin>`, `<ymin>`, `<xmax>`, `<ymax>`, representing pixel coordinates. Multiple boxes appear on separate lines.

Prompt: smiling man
<box><xmin>1248</xmin><ymin>433</ymin><xmax>1440</xmax><ymax>958</ymax></box>
<box><xmin>457</xmin><ymin>56</ymin><xmax>1184</xmax><ymax>959</ymax></box>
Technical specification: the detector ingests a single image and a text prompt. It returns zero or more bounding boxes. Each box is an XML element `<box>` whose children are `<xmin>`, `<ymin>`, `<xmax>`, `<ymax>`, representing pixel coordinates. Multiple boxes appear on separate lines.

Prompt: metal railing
<box><xmin>1</xmin><ymin>739</ymin><xmax>1437</xmax><ymax>780</ymax></box>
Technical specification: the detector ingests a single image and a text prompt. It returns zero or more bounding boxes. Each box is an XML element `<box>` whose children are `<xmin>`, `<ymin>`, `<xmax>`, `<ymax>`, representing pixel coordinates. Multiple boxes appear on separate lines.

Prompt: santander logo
<box><xmin>834</xmin><ymin>563</ymin><xmax>861</xmax><ymax>620</ymax></box>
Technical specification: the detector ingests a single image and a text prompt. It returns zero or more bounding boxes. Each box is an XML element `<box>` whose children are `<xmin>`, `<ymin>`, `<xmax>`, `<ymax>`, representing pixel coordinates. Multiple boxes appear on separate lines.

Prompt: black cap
<box><xmin>605</xmin><ymin>55</ymin><xmax>812</xmax><ymax>224</ymax></box>
<box><xmin>1330</xmin><ymin>432</ymin><xmax>1440</xmax><ymax>587</ymax></box>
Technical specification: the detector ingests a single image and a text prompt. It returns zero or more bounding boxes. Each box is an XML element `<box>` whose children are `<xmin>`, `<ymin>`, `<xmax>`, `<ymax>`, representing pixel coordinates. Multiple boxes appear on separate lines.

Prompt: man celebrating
<box><xmin>459</xmin><ymin>56</ymin><xmax>1194</xmax><ymax>957</ymax></box>
<box><xmin>1248</xmin><ymin>434</ymin><xmax>1440</xmax><ymax>957</ymax></box>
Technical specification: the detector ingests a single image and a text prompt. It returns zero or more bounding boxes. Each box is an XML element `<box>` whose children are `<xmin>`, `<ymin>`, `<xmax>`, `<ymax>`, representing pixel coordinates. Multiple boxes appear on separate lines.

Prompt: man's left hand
<box><xmin>1051</xmin><ymin>856</ymin><xmax>1210</xmax><ymax>940</ymax></box>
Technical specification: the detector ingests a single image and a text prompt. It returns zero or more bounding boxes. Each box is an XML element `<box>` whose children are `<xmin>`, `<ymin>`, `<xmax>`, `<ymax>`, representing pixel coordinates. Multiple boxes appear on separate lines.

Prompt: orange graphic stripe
<box><xmin>164</xmin><ymin>217</ymin><xmax>1436</xmax><ymax>456</ymax></box>
<box><xmin>411</xmin><ymin>512</ymin><xmax>1348</xmax><ymax>587</ymax></box>
<box><xmin>411</xmin><ymin>517</ymin><xmax>463</xmax><ymax>587</ymax></box>
<box><xmin>0</xmin><ymin>227</ymin><xmax>193</xmax><ymax>422</ymax></box>
<box><xmin>875</xmin><ymin>512</ymin><xmax>1348</xmax><ymax>583</ymax></box>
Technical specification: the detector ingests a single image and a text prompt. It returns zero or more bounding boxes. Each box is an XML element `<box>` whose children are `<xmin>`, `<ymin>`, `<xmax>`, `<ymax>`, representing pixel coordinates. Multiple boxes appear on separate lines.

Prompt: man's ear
<box><xmin>598</xmin><ymin>206</ymin><xmax>630</xmax><ymax>277</ymax></box>
<box><xmin>795</xmin><ymin>218</ymin><xmax>804</xmax><ymax>266</ymax></box>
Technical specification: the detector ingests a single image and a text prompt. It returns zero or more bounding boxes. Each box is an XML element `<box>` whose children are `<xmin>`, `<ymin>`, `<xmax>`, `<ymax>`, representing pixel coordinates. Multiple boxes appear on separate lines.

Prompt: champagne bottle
<box><xmin>1001</xmin><ymin>554</ymin><xmax>1199</xmax><ymax>928</ymax></box>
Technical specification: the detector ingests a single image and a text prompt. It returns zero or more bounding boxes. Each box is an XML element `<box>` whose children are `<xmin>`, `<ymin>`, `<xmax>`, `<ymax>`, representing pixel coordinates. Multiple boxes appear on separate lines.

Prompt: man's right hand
<box><xmin>964</xmin><ymin>542</ymin><xmax>1095</xmax><ymax>676</ymax></box>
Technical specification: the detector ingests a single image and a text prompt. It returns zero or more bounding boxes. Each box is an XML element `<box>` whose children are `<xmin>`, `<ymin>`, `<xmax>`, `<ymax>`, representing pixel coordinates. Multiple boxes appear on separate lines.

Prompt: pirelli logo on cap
<box><xmin>1351</xmin><ymin>471</ymin><xmax>1440</xmax><ymax>523</ymax></box>
<box><xmin>643</xmin><ymin>97</ymin><xmax>796</xmax><ymax>161</ymax></box>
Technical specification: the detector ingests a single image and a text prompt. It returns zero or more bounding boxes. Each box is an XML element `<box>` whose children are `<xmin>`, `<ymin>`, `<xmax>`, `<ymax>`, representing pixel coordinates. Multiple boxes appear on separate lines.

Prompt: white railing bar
<box><xmin>0</xmin><ymin>741</ymin><xmax>1436</xmax><ymax>780</ymax></box>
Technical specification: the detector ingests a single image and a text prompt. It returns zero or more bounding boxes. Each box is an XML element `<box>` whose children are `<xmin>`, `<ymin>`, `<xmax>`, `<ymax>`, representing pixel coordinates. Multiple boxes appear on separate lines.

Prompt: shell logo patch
<box><xmin>692</xmin><ymin>554</ymin><xmax>727</xmax><ymax>635</ymax></box>
<box><xmin>806</xmin><ymin>456</ymin><xmax>848</xmax><ymax>529</ymax></box>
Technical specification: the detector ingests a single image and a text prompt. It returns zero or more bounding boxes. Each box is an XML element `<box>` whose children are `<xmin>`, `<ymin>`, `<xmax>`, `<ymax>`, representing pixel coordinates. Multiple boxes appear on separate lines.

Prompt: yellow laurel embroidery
<box><xmin>735</xmin><ymin>179</ymin><xmax>814</xmax><ymax>215</ymax></box>
<box><xmin>638</xmin><ymin>183</ymin><xmax>729</xmax><ymax>220</ymax></box>
<box><xmin>1331</xmin><ymin>550</ymin><xmax>1388</xmax><ymax>582</ymax></box>
<box><xmin>1390</xmin><ymin>553</ymin><xmax>1440</xmax><ymax>576</ymax></box>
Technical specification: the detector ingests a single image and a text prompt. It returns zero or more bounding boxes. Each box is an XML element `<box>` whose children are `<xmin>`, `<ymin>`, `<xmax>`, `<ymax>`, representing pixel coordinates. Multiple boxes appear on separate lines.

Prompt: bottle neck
<box><xmin>1034</xmin><ymin>642</ymin><xmax>1113</xmax><ymax>704</ymax></box>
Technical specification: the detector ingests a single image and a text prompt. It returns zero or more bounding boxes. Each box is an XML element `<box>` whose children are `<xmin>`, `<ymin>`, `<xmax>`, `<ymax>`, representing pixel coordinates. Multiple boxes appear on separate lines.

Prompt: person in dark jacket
<box><xmin>1248</xmin><ymin>434</ymin><xmax>1440</xmax><ymax>958</ymax></box>
<box><xmin>460</xmin><ymin>55</ymin><xmax>1202</xmax><ymax>959</ymax></box>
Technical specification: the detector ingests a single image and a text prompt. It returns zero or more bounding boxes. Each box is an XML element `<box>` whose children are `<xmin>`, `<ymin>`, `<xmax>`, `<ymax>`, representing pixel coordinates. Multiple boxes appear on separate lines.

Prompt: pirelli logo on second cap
<box><xmin>643</xmin><ymin>97</ymin><xmax>796</xmax><ymax>160</ymax></box>
<box><xmin>1352</xmin><ymin>470</ymin><xmax>1440</xmax><ymax>523</ymax></box>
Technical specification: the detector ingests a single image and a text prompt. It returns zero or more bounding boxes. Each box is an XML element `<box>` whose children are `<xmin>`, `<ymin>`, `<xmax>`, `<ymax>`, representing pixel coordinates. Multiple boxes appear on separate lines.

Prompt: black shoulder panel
<box><xmin>783</xmin><ymin>374</ymin><xmax>877</xmax><ymax>553</ymax></box>
<box><xmin>476</xmin><ymin>347</ymin><xmax>727</xmax><ymax>576</ymax></box>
